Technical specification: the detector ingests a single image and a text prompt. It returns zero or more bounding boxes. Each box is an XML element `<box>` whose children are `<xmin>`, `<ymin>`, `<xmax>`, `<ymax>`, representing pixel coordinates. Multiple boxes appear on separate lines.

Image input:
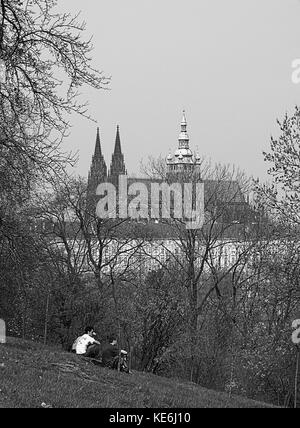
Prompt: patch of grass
<box><xmin>0</xmin><ymin>337</ymin><xmax>274</xmax><ymax>408</ymax></box>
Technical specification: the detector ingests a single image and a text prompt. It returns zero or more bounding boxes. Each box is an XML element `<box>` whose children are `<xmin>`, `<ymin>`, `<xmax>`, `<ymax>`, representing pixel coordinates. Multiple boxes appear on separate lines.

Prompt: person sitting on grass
<box><xmin>101</xmin><ymin>335</ymin><xmax>119</xmax><ymax>369</ymax></box>
<box><xmin>101</xmin><ymin>335</ymin><xmax>129</xmax><ymax>373</ymax></box>
<box><xmin>72</xmin><ymin>326</ymin><xmax>101</xmax><ymax>360</ymax></box>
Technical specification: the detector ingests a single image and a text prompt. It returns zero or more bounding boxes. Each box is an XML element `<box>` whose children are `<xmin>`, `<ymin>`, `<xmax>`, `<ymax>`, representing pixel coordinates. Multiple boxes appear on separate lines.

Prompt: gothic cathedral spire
<box><xmin>87</xmin><ymin>127</ymin><xmax>107</xmax><ymax>203</ymax></box>
<box><xmin>109</xmin><ymin>125</ymin><xmax>127</xmax><ymax>180</ymax></box>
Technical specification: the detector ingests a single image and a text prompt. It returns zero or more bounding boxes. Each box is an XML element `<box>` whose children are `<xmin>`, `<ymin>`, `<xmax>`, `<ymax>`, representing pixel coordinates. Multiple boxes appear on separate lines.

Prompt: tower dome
<box><xmin>166</xmin><ymin>111</ymin><xmax>202</xmax><ymax>178</ymax></box>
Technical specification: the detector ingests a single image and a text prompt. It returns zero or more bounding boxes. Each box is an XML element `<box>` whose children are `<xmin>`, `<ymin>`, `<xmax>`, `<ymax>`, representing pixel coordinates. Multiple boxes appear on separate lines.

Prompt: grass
<box><xmin>0</xmin><ymin>337</ymin><xmax>274</xmax><ymax>408</ymax></box>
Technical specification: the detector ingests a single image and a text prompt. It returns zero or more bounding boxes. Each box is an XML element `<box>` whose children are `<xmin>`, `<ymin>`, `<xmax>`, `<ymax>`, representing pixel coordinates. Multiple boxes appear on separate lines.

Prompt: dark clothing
<box><xmin>111</xmin><ymin>355</ymin><xmax>121</xmax><ymax>370</ymax></box>
<box><xmin>101</xmin><ymin>343</ymin><xmax>119</xmax><ymax>367</ymax></box>
<box><xmin>83</xmin><ymin>343</ymin><xmax>101</xmax><ymax>359</ymax></box>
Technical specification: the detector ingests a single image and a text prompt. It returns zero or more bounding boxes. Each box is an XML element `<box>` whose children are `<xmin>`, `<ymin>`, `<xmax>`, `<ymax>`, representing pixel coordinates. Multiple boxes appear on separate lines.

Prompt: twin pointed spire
<box><xmin>94</xmin><ymin>127</ymin><xmax>102</xmax><ymax>158</ymax></box>
<box><xmin>114</xmin><ymin>125</ymin><xmax>122</xmax><ymax>155</ymax></box>
<box><xmin>89</xmin><ymin>124</ymin><xmax>126</xmax><ymax>183</ymax></box>
<box><xmin>93</xmin><ymin>125</ymin><xmax>123</xmax><ymax>158</ymax></box>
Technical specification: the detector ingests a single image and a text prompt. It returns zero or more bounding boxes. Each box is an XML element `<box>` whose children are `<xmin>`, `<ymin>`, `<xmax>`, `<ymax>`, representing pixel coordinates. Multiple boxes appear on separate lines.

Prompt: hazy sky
<box><xmin>60</xmin><ymin>0</ymin><xmax>300</xmax><ymax>180</ymax></box>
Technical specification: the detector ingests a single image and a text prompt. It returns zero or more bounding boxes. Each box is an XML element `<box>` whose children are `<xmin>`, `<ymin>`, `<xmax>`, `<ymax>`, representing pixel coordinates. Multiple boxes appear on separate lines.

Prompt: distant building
<box><xmin>87</xmin><ymin>112</ymin><xmax>248</xmax><ymax>224</ymax></box>
<box><xmin>33</xmin><ymin>114</ymin><xmax>261</xmax><ymax>278</ymax></box>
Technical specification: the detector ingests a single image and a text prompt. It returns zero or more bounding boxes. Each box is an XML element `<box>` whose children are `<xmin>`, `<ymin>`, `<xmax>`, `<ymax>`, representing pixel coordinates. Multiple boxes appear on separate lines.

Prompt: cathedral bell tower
<box><xmin>109</xmin><ymin>125</ymin><xmax>127</xmax><ymax>184</ymax></box>
<box><xmin>166</xmin><ymin>111</ymin><xmax>201</xmax><ymax>179</ymax></box>
<box><xmin>87</xmin><ymin>127</ymin><xmax>108</xmax><ymax>205</ymax></box>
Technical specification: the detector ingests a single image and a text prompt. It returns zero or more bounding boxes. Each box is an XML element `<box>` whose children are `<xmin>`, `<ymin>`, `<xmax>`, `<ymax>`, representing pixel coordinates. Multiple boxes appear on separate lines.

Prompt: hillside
<box><xmin>0</xmin><ymin>337</ymin><xmax>274</xmax><ymax>408</ymax></box>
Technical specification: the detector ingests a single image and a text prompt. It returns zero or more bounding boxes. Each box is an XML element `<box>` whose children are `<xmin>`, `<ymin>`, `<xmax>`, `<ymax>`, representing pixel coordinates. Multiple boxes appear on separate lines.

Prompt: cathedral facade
<box><xmin>87</xmin><ymin>112</ymin><xmax>247</xmax><ymax>224</ymax></box>
<box><xmin>88</xmin><ymin>112</ymin><xmax>204</xmax><ymax>195</ymax></box>
<box><xmin>83</xmin><ymin>112</ymin><xmax>253</xmax><ymax>273</ymax></box>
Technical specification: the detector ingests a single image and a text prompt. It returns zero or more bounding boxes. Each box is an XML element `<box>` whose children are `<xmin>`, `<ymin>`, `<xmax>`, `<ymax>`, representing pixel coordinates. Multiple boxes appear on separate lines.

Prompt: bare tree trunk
<box><xmin>22</xmin><ymin>312</ymin><xmax>26</xmax><ymax>340</ymax></box>
<box><xmin>189</xmin><ymin>295</ymin><xmax>198</xmax><ymax>383</ymax></box>
<box><xmin>228</xmin><ymin>343</ymin><xmax>236</xmax><ymax>398</ymax></box>
<box><xmin>44</xmin><ymin>290</ymin><xmax>51</xmax><ymax>346</ymax></box>
<box><xmin>111</xmin><ymin>275</ymin><xmax>121</xmax><ymax>372</ymax></box>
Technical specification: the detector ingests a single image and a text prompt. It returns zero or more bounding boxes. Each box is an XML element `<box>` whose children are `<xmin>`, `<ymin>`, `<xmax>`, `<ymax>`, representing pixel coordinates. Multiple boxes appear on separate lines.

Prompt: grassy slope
<box><xmin>0</xmin><ymin>337</ymin><xmax>273</xmax><ymax>408</ymax></box>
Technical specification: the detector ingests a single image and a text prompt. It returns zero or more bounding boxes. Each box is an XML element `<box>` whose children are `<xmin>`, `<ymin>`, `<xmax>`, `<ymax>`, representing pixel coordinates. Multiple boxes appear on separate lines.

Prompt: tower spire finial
<box><xmin>179</xmin><ymin>110</ymin><xmax>189</xmax><ymax>149</ymax></box>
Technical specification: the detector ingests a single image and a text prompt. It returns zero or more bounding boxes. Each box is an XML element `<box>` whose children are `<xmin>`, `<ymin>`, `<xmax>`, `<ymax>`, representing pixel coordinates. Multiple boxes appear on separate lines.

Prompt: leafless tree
<box><xmin>142</xmin><ymin>157</ymin><xmax>265</xmax><ymax>381</ymax></box>
<box><xmin>0</xmin><ymin>0</ymin><xmax>109</xmax><ymax>201</ymax></box>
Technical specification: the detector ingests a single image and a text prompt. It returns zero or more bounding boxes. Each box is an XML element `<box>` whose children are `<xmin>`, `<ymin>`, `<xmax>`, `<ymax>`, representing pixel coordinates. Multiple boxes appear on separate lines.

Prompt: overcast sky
<box><xmin>60</xmin><ymin>0</ymin><xmax>300</xmax><ymax>180</ymax></box>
